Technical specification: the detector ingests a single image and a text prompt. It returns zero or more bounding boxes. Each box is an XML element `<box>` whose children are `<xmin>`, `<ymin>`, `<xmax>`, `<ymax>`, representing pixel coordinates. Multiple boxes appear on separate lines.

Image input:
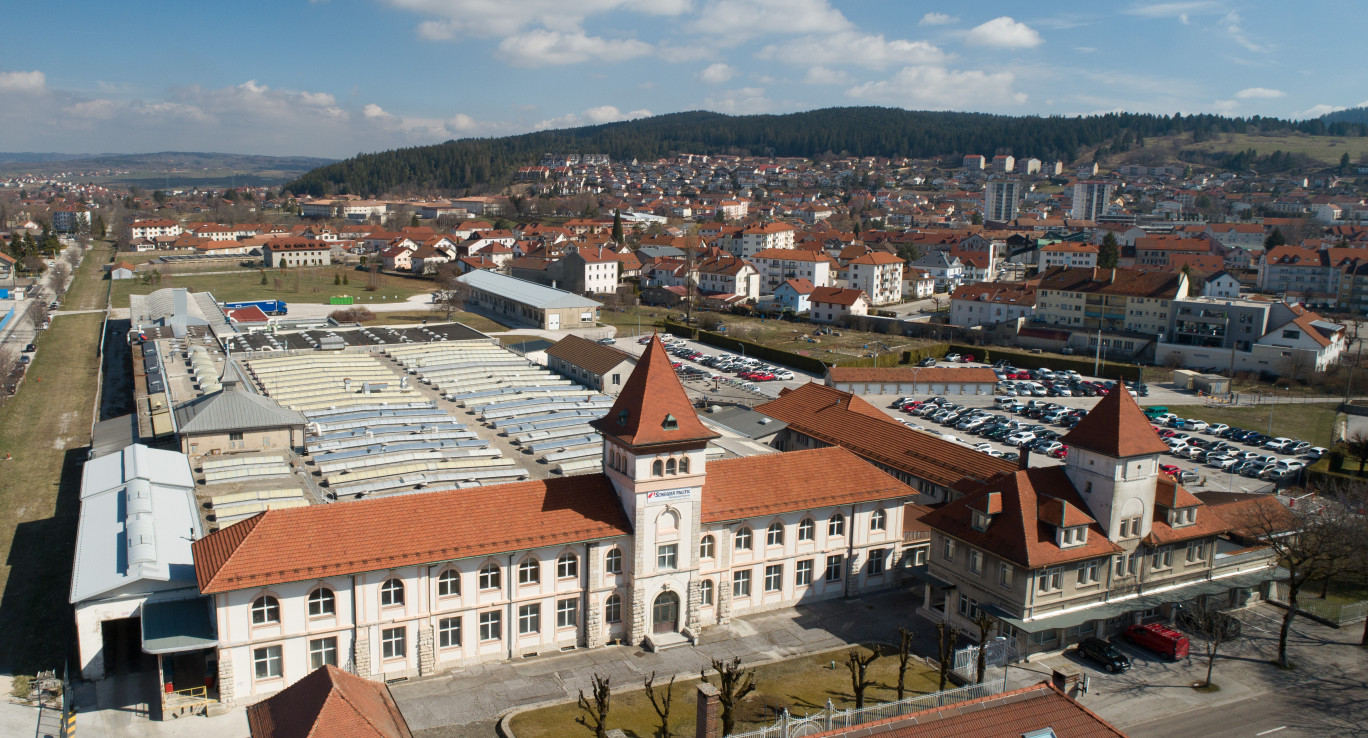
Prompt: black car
<box><xmin>1077</xmin><ymin>637</ymin><xmax>1131</xmax><ymax>673</ymax></box>
<box><xmin>24</xmin><ymin>343</ymin><xmax>35</xmax><ymax>353</ymax></box>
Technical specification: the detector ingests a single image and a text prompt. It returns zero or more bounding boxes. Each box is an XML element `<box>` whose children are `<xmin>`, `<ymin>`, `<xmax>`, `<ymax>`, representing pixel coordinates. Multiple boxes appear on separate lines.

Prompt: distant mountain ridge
<box><xmin>287</xmin><ymin>106</ymin><xmax>1367</xmax><ymax>197</ymax></box>
<box><xmin>0</xmin><ymin>151</ymin><xmax>337</xmax><ymax>187</ymax></box>
<box><xmin>1321</xmin><ymin>106</ymin><xmax>1368</xmax><ymax>126</ymax></box>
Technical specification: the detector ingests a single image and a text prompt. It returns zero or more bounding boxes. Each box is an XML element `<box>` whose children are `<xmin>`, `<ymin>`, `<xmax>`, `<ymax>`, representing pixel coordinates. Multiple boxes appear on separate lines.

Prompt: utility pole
<box><xmin>1093</xmin><ymin>330</ymin><xmax>1102</xmax><ymax>377</ymax></box>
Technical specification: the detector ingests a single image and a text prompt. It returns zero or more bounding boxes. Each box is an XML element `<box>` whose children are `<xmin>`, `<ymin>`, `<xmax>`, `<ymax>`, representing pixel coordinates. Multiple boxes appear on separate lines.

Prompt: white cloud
<box><xmin>1123</xmin><ymin>2</ymin><xmax>1223</xmax><ymax>20</ymax></box>
<box><xmin>698</xmin><ymin>62</ymin><xmax>737</xmax><ymax>83</ymax></box>
<box><xmin>362</xmin><ymin>103</ymin><xmax>393</xmax><ymax>118</ymax></box>
<box><xmin>1234</xmin><ymin>87</ymin><xmax>1284</xmax><ymax>99</ymax></box>
<box><xmin>846</xmin><ymin>65</ymin><xmax>1026</xmax><ymax>109</ymax></box>
<box><xmin>703</xmin><ymin>86</ymin><xmax>773</xmax><ymax>114</ymax></box>
<box><xmin>690</xmin><ymin>0</ymin><xmax>852</xmax><ymax>44</ymax></box>
<box><xmin>963</xmin><ymin>17</ymin><xmax>1043</xmax><ymax>49</ymax></box>
<box><xmin>497</xmin><ymin>30</ymin><xmax>652</xmax><ymax>67</ymax></box>
<box><xmin>1219</xmin><ymin>11</ymin><xmax>1264</xmax><ymax>53</ymax></box>
<box><xmin>389</xmin><ymin>0</ymin><xmax>687</xmax><ymax>40</ymax></box>
<box><xmin>534</xmin><ymin>105</ymin><xmax>652</xmax><ymax>130</ymax></box>
<box><xmin>0</xmin><ymin>70</ymin><xmax>46</xmax><ymax>93</ymax></box>
<box><xmin>803</xmin><ymin>66</ymin><xmax>852</xmax><ymax>85</ymax></box>
<box><xmin>757</xmin><ymin>32</ymin><xmax>948</xmax><ymax>70</ymax></box>
<box><xmin>919</xmin><ymin>12</ymin><xmax>958</xmax><ymax>26</ymax></box>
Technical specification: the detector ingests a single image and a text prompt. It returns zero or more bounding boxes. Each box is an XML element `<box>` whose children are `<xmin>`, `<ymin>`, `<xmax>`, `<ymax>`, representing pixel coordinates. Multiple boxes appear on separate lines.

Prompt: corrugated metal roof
<box><xmin>174</xmin><ymin>381</ymin><xmax>308</xmax><ymax>435</ymax></box>
<box><xmin>457</xmin><ymin>270</ymin><xmax>603</xmax><ymax>310</ymax></box>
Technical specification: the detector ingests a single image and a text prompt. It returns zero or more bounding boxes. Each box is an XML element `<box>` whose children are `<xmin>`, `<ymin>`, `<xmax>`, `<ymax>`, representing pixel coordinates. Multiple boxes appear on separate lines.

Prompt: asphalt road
<box><xmin>1127</xmin><ymin>664</ymin><xmax>1368</xmax><ymax>738</ymax></box>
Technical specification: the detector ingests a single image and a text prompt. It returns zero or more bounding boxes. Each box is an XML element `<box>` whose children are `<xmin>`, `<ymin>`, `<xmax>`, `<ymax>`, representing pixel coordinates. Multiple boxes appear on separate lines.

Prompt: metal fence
<box><xmin>951</xmin><ymin>637</ymin><xmax>1016</xmax><ymax>684</ymax></box>
<box><xmin>1270</xmin><ymin>582</ymin><xmax>1368</xmax><ymax>625</ymax></box>
<box><xmin>727</xmin><ymin>681</ymin><xmax>999</xmax><ymax>738</ymax></box>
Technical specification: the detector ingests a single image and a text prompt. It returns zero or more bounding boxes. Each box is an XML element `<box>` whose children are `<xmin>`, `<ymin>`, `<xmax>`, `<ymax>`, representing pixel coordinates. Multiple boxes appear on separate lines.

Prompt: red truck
<box><xmin>1121</xmin><ymin>623</ymin><xmax>1189</xmax><ymax>660</ymax></box>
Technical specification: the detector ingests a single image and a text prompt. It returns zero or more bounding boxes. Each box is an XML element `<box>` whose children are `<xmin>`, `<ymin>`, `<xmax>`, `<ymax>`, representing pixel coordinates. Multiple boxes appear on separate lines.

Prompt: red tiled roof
<box><xmin>702</xmin><ymin>446</ymin><xmax>914</xmax><ymax>523</ymax></box>
<box><xmin>226</xmin><ymin>306</ymin><xmax>270</xmax><ymax>324</ymax></box>
<box><xmin>1038</xmin><ymin>267</ymin><xmax>1186</xmax><ymax>299</ymax></box>
<box><xmin>546</xmin><ymin>334</ymin><xmax>634</xmax><ymax>376</ymax></box>
<box><xmin>1060</xmin><ymin>385</ymin><xmax>1170</xmax><ymax>457</ymax></box>
<box><xmin>1144</xmin><ymin>478</ymin><xmax>1228</xmax><ymax>545</ymax></box>
<box><xmin>590</xmin><ymin>334</ymin><xmax>718</xmax><ymax>448</ymax></box>
<box><xmin>922</xmin><ymin>467</ymin><xmax>1123</xmax><ymax>568</ymax></box>
<box><xmin>756</xmin><ymin>384</ymin><xmax>1014</xmax><ymax>489</ymax></box>
<box><xmin>810</xmin><ymin>287</ymin><xmax>867</xmax><ymax>306</ymax></box>
<box><xmin>192</xmin><ymin>475</ymin><xmax>631</xmax><ymax>594</ymax></box>
<box><xmin>805</xmin><ymin>681</ymin><xmax>1127</xmax><ymax>738</ymax></box>
<box><xmin>246</xmin><ymin>665</ymin><xmax>413</xmax><ymax>738</ymax></box>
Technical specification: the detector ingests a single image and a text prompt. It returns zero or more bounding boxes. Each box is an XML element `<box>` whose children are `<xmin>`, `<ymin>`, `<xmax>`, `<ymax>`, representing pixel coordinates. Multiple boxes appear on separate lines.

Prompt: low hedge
<box><xmin>662</xmin><ymin>321</ymin><xmax>831</xmax><ymax>375</ymax></box>
<box><xmin>948</xmin><ymin>344</ymin><xmax>1143</xmax><ymax>382</ymax></box>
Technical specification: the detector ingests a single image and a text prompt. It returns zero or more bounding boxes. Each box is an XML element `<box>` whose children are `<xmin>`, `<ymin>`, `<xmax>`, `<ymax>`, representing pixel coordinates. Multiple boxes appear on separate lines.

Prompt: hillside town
<box><xmin>1</xmin><ymin>144</ymin><xmax>1368</xmax><ymax>738</ymax></box>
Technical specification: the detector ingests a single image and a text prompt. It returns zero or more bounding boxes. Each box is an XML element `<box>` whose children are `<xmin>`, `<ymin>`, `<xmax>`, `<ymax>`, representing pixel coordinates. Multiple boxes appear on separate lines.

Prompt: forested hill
<box><xmin>287</xmin><ymin>107</ymin><xmax>1367</xmax><ymax>197</ymax></box>
<box><xmin>1322</xmin><ymin>107</ymin><xmax>1368</xmax><ymax>126</ymax></box>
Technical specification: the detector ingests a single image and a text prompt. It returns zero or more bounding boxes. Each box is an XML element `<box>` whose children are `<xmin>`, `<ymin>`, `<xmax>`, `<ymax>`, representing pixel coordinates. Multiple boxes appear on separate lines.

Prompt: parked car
<box><xmin>1205</xmin><ymin>423</ymin><xmax>1230</xmax><ymax>436</ymax></box>
<box><xmin>1263</xmin><ymin>437</ymin><xmax>1296</xmax><ymax>452</ymax></box>
<box><xmin>919</xmin><ymin>356</ymin><xmax>938</xmax><ymax>367</ymax></box>
<box><xmin>945</xmin><ymin>353</ymin><xmax>962</xmax><ymax>362</ymax></box>
<box><xmin>23</xmin><ymin>343</ymin><xmax>35</xmax><ymax>353</ymax></box>
<box><xmin>1302</xmin><ymin>446</ymin><xmax>1328</xmax><ymax>460</ymax></box>
<box><xmin>597</xmin><ymin>337</ymin><xmax>616</xmax><ymax>345</ymax></box>
<box><xmin>1181</xmin><ymin>419</ymin><xmax>1209</xmax><ymax>432</ymax></box>
<box><xmin>1077</xmin><ymin>637</ymin><xmax>1132</xmax><ymax>673</ymax></box>
<box><xmin>1121</xmin><ymin>623</ymin><xmax>1190</xmax><ymax>661</ymax></box>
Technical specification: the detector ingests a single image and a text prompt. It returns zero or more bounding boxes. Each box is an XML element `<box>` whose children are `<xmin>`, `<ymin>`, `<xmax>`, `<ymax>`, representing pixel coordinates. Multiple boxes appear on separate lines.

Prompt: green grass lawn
<box><xmin>509</xmin><ymin>648</ymin><xmax>940</xmax><ymax>738</ymax></box>
<box><xmin>1163</xmin><ymin>403</ymin><xmax>1340</xmax><ymax>447</ymax></box>
<box><xmin>0</xmin><ymin>312</ymin><xmax>105</xmax><ymax>674</ymax></box>
<box><xmin>109</xmin><ymin>267</ymin><xmax>437</xmax><ymax>308</ymax></box>
<box><xmin>63</xmin><ymin>242</ymin><xmax>115</xmax><ymax>311</ymax></box>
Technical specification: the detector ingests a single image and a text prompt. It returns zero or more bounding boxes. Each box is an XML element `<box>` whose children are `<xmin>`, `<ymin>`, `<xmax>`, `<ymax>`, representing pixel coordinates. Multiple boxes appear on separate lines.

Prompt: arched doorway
<box><xmin>652</xmin><ymin>591</ymin><xmax>680</xmax><ymax>634</ymax></box>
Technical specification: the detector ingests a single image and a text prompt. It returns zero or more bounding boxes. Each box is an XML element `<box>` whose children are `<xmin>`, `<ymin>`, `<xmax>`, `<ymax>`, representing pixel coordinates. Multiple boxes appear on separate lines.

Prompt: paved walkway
<box><xmin>391</xmin><ymin>589</ymin><xmax>929</xmax><ymax>736</ymax></box>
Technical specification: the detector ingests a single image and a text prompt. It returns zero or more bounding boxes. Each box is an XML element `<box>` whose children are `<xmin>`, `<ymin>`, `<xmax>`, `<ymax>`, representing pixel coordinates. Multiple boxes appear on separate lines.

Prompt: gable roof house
<box><xmin>919</xmin><ymin>388</ymin><xmax>1282</xmax><ymax>656</ymax></box>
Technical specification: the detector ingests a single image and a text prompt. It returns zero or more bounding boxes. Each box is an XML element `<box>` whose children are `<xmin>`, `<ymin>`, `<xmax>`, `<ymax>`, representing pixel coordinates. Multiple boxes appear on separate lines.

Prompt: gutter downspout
<box><xmin>844</xmin><ymin>503</ymin><xmax>857</xmax><ymax>598</ymax></box>
<box><xmin>507</xmin><ymin>553</ymin><xmax>517</xmax><ymax>661</ymax></box>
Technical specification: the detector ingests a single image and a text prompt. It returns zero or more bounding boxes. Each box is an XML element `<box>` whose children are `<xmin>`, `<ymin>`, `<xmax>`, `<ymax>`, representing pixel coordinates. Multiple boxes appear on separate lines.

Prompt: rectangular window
<box><xmin>764</xmin><ymin>564</ymin><xmax>783</xmax><ymax>592</ymax></box>
<box><xmin>557</xmin><ymin>598</ymin><xmax>578</xmax><ymax>629</ymax></box>
<box><xmin>969</xmin><ymin>549</ymin><xmax>983</xmax><ymax>575</ymax></box>
<box><xmin>795</xmin><ymin>559</ymin><xmax>814</xmax><ymax>586</ymax></box>
<box><xmin>1152</xmin><ymin>547</ymin><xmax>1173</xmax><ymax>571</ymax></box>
<box><xmin>657</xmin><ymin>544</ymin><xmax>678</xmax><ymax>570</ymax></box>
<box><xmin>958</xmin><ymin>594</ymin><xmax>981</xmax><ymax>620</ymax></box>
<box><xmin>438</xmin><ymin>617</ymin><xmax>462</xmax><ymax>649</ymax></box>
<box><xmin>942</xmin><ymin>538</ymin><xmax>955</xmax><ymax>562</ymax></box>
<box><xmin>825</xmin><ymin>555</ymin><xmax>844</xmax><ymax>582</ymax></box>
<box><xmin>253</xmin><ymin>645</ymin><xmax>282</xmax><ymax>680</ymax></box>
<box><xmin>1187</xmin><ymin>540</ymin><xmax>1206</xmax><ymax>563</ymax></box>
<box><xmin>518</xmin><ymin>604</ymin><xmax>540</xmax><ymax>635</ymax></box>
<box><xmin>868</xmin><ymin>549</ymin><xmax>887</xmax><ymax>576</ymax></box>
<box><xmin>998</xmin><ymin>563</ymin><xmax>1013</xmax><ymax>589</ymax></box>
<box><xmin>308</xmin><ymin>638</ymin><xmax>337</xmax><ymax>670</ymax></box>
<box><xmin>381</xmin><ymin>627</ymin><xmax>406</xmax><ymax>660</ymax></box>
<box><xmin>1038</xmin><ymin>568</ymin><xmax>1062</xmax><ymax>593</ymax></box>
<box><xmin>1076</xmin><ymin>561</ymin><xmax>1100</xmax><ymax>585</ymax></box>
<box><xmin>733</xmin><ymin>570</ymin><xmax>752</xmax><ymax>598</ymax></box>
<box><xmin>479</xmin><ymin>611</ymin><xmax>502</xmax><ymax>641</ymax></box>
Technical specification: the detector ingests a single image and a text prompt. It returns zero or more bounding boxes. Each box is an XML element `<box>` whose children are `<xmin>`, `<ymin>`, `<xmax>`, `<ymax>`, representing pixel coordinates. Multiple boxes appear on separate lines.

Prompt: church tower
<box><xmin>591</xmin><ymin>335</ymin><xmax>719</xmax><ymax>645</ymax></box>
<box><xmin>1059</xmin><ymin>387</ymin><xmax>1170</xmax><ymax>541</ymax></box>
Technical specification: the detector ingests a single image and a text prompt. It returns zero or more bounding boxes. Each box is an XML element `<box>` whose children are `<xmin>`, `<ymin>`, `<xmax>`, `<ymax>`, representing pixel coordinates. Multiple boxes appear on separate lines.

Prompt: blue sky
<box><xmin>1</xmin><ymin>0</ymin><xmax>1365</xmax><ymax>159</ymax></box>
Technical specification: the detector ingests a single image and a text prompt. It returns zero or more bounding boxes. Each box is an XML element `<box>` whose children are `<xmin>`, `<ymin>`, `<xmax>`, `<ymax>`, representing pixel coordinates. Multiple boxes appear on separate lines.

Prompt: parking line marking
<box><xmin>1256</xmin><ymin>727</ymin><xmax>1287</xmax><ymax>735</ymax></box>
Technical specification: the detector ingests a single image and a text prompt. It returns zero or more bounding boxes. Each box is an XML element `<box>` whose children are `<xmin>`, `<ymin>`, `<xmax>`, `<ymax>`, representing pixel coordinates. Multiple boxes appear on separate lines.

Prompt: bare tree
<box><xmin>575</xmin><ymin>673</ymin><xmax>611</xmax><ymax>738</ymax></box>
<box><xmin>0</xmin><ymin>347</ymin><xmax>17</xmax><ymax>405</ymax></box>
<box><xmin>1181</xmin><ymin>605</ymin><xmax>1242</xmax><ymax>689</ymax></box>
<box><xmin>1227</xmin><ymin>492</ymin><xmax>1359</xmax><ymax>668</ymax></box>
<box><xmin>893</xmin><ymin>626</ymin><xmax>916</xmax><ymax>701</ymax></box>
<box><xmin>935</xmin><ymin>622</ymin><xmax>960</xmax><ymax>692</ymax></box>
<box><xmin>1343</xmin><ymin>431</ymin><xmax>1368</xmax><ymax>476</ymax></box>
<box><xmin>48</xmin><ymin>262</ymin><xmax>71</xmax><ymax>294</ymax></box>
<box><xmin>972</xmin><ymin>612</ymin><xmax>997</xmax><ymax>685</ymax></box>
<box><xmin>643</xmin><ymin>671</ymin><xmax>675</xmax><ymax>738</ymax></box>
<box><xmin>700</xmin><ymin>656</ymin><xmax>758</xmax><ymax>737</ymax></box>
<box><xmin>845</xmin><ymin>646</ymin><xmax>881</xmax><ymax>710</ymax></box>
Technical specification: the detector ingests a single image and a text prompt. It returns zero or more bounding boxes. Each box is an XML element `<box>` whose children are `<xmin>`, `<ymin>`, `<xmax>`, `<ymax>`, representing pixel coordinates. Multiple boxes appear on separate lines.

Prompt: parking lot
<box><xmin>613</xmin><ymin>334</ymin><xmax>822</xmax><ymax>404</ymax></box>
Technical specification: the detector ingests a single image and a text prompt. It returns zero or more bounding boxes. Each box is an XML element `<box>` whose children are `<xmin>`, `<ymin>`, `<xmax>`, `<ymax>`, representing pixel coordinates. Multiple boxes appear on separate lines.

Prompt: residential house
<box><xmin>902</xmin><ymin>270</ymin><xmax>935</xmax><ymax>300</ymax></box>
<box><xmin>1201</xmin><ymin>271</ymin><xmax>1242</xmax><ymax>299</ymax></box>
<box><xmin>559</xmin><ymin>246</ymin><xmax>621</xmax><ymax>294</ymax></box>
<box><xmin>842</xmin><ymin>251</ymin><xmax>904</xmax><ymax>306</ymax></box>
<box><xmin>1038</xmin><ymin>242</ymin><xmax>1099</xmax><ymax>270</ymax></box>
<box><xmin>262</xmin><ymin>239</ymin><xmax>332</xmax><ymax>268</ymax></box>
<box><xmin>910</xmin><ymin>252</ymin><xmax>964</xmax><ymax>292</ymax></box>
<box><xmin>1134</xmin><ymin>237</ymin><xmax>1215</xmax><ymax>269</ymax></box>
<box><xmin>809</xmin><ymin>287</ymin><xmax>869</xmax><ymax>324</ymax></box>
<box><xmin>752</xmin><ymin>248</ymin><xmax>835</xmax><ymax>292</ymax></box>
<box><xmin>695</xmin><ymin>254</ymin><xmax>760</xmax><ymax>302</ymax></box>
<box><xmin>949</xmin><ymin>283</ymin><xmax>1037</xmax><ymax>328</ymax></box>
<box><xmin>1033</xmin><ymin>267</ymin><xmax>1189</xmax><ymax>357</ymax></box>
<box><xmin>1157</xmin><ymin>297</ymin><xmax>1345</xmax><ymax>374</ymax></box>
<box><xmin>380</xmin><ymin>244</ymin><xmax>414</xmax><ymax>272</ymax></box>
<box><xmin>730</xmin><ymin>222</ymin><xmax>796</xmax><ymax>258</ymax></box>
<box><xmin>130</xmin><ymin>219</ymin><xmax>183</xmax><ymax>240</ymax></box>
<box><xmin>771</xmin><ymin>278</ymin><xmax>815</xmax><ymax>314</ymax></box>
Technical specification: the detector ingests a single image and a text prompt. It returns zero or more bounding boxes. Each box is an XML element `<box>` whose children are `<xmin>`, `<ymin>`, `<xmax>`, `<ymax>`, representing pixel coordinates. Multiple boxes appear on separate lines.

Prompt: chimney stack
<box><xmin>1019</xmin><ymin>446</ymin><xmax>1031</xmax><ymax>471</ymax></box>
<box><xmin>695</xmin><ymin>683</ymin><xmax>720</xmax><ymax>738</ymax></box>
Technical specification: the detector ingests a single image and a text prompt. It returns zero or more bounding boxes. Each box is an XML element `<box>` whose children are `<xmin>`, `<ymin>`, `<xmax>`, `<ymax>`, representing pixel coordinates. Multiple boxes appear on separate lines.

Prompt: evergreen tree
<box><xmin>1098</xmin><ymin>232</ymin><xmax>1120</xmax><ymax>269</ymax></box>
<box><xmin>611</xmin><ymin>209</ymin><xmax>623</xmax><ymax>243</ymax></box>
<box><xmin>1265</xmin><ymin>228</ymin><xmax>1287</xmax><ymax>249</ymax></box>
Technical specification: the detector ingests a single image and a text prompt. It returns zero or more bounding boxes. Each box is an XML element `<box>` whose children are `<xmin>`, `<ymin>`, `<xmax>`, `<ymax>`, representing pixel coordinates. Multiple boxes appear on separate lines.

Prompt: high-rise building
<box><xmin>1071</xmin><ymin>181</ymin><xmax>1114</xmax><ymax>221</ymax></box>
<box><xmin>984</xmin><ymin>180</ymin><xmax>1021</xmax><ymax>222</ymax></box>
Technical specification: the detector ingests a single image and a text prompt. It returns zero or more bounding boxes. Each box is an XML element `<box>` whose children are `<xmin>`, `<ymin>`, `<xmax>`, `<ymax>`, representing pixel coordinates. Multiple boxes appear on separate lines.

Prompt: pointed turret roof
<box><xmin>591</xmin><ymin>334</ymin><xmax>718</xmax><ymax>448</ymax></box>
<box><xmin>1060</xmin><ymin>386</ymin><xmax>1169</xmax><ymax>458</ymax></box>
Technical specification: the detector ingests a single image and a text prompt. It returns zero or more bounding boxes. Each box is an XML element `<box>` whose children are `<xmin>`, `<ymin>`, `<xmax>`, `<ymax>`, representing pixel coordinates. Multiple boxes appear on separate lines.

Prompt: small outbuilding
<box><xmin>545</xmin><ymin>334</ymin><xmax>636</xmax><ymax>395</ymax></box>
<box><xmin>174</xmin><ymin>379</ymin><xmax>308</xmax><ymax>457</ymax></box>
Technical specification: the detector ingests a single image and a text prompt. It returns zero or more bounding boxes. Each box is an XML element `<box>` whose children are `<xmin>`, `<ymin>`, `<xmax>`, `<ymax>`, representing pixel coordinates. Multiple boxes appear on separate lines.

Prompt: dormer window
<box><xmin>617</xmin><ymin>409</ymin><xmax>629</xmax><ymax>426</ymax></box>
<box><xmin>971</xmin><ymin>510</ymin><xmax>992</xmax><ymax>532</ymax></box>
<box><xmin>1169</xmin><ymin>506</ymin><xmax>1197</xmax><ymax>528</ymax></box>
<box><xmin>662</xmin><ymin>414</ymin><xmax>678</xmax><ymax>430</ymax></box>
<box><xmin>1058</xmin><ymin>525</ymin><xmax>1088</xmax><ymax>548</ymax></box>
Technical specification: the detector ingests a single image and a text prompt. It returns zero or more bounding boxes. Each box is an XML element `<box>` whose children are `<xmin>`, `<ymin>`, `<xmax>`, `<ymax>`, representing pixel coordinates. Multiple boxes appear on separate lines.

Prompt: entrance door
<box><xmin>652</xmin><ymin>591</ymin><xmax>680</xmax><ymax>634</ymax></box>
<box><xmin>547</xmin><ymin>313</ymin><xmax>561</xmax><ymax>330</ymax></box>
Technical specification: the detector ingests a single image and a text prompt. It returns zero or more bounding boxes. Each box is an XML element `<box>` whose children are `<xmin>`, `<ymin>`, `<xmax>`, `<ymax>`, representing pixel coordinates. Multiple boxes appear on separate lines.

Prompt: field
<box><xmin>0</xmin><ymin>312</ymin><xmax>105</xmax><ymax>674</ymax></box>
<box><xmin>1119</xmin><ymin>131</ymin><xmax>1368</xmax><ymax>168</ymax></box>
<box><xmin>1162</xmin><ymin>403</ymin><xmax>1340</xmax><ymax>448</ymax></box>
<box><xmin>109</xmin><ymin>266</ymin><xmax>436</xmax><ymax>308</ymax></box>
<box><xmin>64</xmin><ymin>242</ymin><xmax>115</xmax><ymax>310</ymax></box>
<box><xmin>509</xmin><ymin>647</ymin><xmax>941</xmax><ymax>738</ymax></box>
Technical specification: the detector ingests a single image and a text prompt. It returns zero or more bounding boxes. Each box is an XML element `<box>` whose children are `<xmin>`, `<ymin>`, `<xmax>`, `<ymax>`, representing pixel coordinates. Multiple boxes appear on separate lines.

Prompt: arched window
<box><xmin>652</xmin><ymin>459</ymin><xmax>664</xmax><ymax>476</ymax></box>
<box><xmin>829</xmin><ymin>514</ymin><xmax>846</xmax><ymax>537</ymax></box>
<box><xmin>478</xmin><ymin>563</ymin><xmax>501</xmax><ymax>590</ymax></box>
<box><xmin>699</xmin><ymin>579</ymin><xmax>715</xmax><ymax>606</ymax></box>
<box><xmin>518</xmin><ymin>557</ymin><xmax>541</xmax><ymax>585</ymax></box>
<box><xmin>605</xmin><ymin>593</ymin><xmax>622</xmax><ymax>624</ymax></box>
<box><xmin>870</xmin><ymin>508</ymin><xmax>887</xmax><ymax>531</ymax></box>
<box><xmin>678</xmin><ymin>456</ymin><xmax>690</xmax><ymax>474</ymax></box>
<box><xmin>766</xmin><ymin>521</ymin><xmax>784</xmax><ymax>547</ymax></box>
<box><xmin>665</xmin><ymin>458</ymin><xmax>677</xmax><ymax>475</ymax></box>
<box><xmin>308</xmin><ymin>588</ymin><xmax>335</xmax><ymax>617</ymax></box>
<box><xmin>556</xmin><ymin>552</ymin><xmax>578</xmax><ymax>579</ymax></box>
<box><xmin>380</xmin><ymin>579</ymin><xmax>405</xmax><ymax>607</ymax></box>
<box><xmin>438</xmin><ymin>570</ymin><xmax>461</xmax><ymax>597</ymax></box>
<box><xmin>699</xmin><ymin>535</ymin><xmax>715</xmax><ymax>559</ymax></box>
<box><xmin>734</xmin><ymin>527</ymin><xmax>753</xmax><ymax>551</ymax></box>
<box><xmin>251</xmin><ymin>595</ymin><xmax>280</xmax><ymax>625</ymax></box>
<box><xmin>798</xmin><ymin>518</ymin><xmax>815</xmax><ymax>541</ymax></box>
<box><xmin>605</xmin><ymin>547</ymin><xmax>623</xmax><ymax>575</ymax></box>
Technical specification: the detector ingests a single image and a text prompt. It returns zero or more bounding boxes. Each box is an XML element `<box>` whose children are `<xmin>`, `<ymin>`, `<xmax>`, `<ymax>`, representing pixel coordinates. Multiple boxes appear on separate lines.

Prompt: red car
<box><xmin>671</xmin><ymin>362</ymin><xmax>683</xmax><ymax>369</ymax></box>
<box><xmin>1049</xmin><ymin>445</ymin><xmax>1069</xmax><ymax>459</ymax></box>
<box><xmin>901</xmin><ymin>402</ymin><xmax>922</xmax><ymax>413</ymax></box>
<box><xmin>963</xmin><ymin>354</ymin><xmax>976</xmax><ymax>363</ymax></box>
<box><xmin>750</xmin><ymin>372</ymin><xmax>776</xmax><ymax>381</ymax></box>
<box><xmin>1095</xmin><ymin>386</ymin><xmax>1110</xmax><ymax>395</ymax></box>
<box><xmin>1158</xmin><ymin>429</ymin><xmax>1177</xmax><ymax>438</ymax></box>
<box><xmin>1011</xmin><ymin>371</ymin><xmax>1031</xmax><ymax>380</ymax></box>
<box><xmin>1158</xmin><ymin>464</ymin><xmax>1181</xmax><ymax>477</ymax></box>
